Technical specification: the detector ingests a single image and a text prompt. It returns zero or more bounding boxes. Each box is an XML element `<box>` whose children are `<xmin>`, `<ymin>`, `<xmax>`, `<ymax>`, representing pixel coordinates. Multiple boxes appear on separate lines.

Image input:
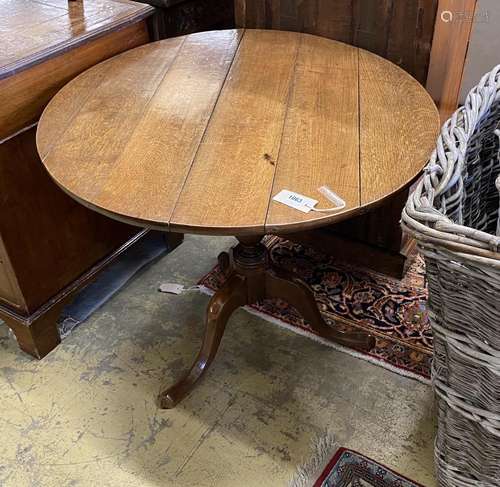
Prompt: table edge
<box><xmin>36</xmin><ymin>29</ymin><xmax>441</xmax><ymax>237</ymax></box>
<box><xmin>44</xmin><ymin>161</ymin><xmax>427</xmax><ymax>237</ymax></box>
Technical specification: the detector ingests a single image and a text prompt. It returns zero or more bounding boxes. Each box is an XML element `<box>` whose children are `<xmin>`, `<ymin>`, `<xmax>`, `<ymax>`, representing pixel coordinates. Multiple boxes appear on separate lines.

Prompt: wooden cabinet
<box><xmin>0</xmin><ymin>0</ymin><xmax>157</xmax><ymax>358</ymax></box>
<box><xmin>148</xmin><ymin>0</ymin><xmax>234</xmax><ymax>39</ymax></box>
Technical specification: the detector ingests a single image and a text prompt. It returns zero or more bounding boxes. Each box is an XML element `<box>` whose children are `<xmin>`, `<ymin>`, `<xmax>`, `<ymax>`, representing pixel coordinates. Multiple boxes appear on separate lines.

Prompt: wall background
<box><xmin>460</xmin><ymin>0</ymin><xmax>500</xmax><ymax>101</ymax></box>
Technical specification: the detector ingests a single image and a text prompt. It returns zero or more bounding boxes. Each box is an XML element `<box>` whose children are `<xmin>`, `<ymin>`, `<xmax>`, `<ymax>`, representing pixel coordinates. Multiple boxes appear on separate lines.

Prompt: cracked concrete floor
<box><xmin>0</xmin><ymin>235</ymin><xmax>436</xmax><ymax>487</ymax></box>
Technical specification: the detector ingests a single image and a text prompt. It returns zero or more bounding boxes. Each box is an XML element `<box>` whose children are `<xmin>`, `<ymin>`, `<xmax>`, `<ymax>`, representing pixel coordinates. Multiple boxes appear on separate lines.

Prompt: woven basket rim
<box><xmin>402</xmin><ymin>65</ymin><xmax>500</xmax><ymax>263</ymax></box>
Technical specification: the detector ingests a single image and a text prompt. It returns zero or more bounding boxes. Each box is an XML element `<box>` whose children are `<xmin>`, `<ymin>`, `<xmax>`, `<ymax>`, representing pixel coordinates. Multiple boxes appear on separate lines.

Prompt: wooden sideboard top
<box><xmin>0</xmin><ymin>0</ymin><xmax>154</xmax><ymax>80</ymax></box>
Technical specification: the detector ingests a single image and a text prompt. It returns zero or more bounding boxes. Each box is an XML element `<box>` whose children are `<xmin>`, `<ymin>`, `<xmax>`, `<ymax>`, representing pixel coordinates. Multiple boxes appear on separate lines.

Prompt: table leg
<box><xmin>159</xmin><ymin>235</ymin><xmax>375</xmax><ymax>408</ymax></box>
<box><xmin>265</xmin><ymin>267</ymin><xmax>374</xmax><ymax>351</ymax></box>
<box><xmin>158</xmin><ymin>274</ymin><xmax>247</xmax><ymax>409</ymax></box>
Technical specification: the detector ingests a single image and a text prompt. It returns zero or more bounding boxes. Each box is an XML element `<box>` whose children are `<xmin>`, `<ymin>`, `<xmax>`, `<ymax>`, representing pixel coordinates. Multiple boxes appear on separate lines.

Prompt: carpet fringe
<box><xmin>288</xmin><ymin>430</ymin><xmax>339</xmax><ymax>487</ymax></box>
<box><xmin>197</xmin><ymin>285</ymin><xmax>431</xmax><ymax>385</ymax></box>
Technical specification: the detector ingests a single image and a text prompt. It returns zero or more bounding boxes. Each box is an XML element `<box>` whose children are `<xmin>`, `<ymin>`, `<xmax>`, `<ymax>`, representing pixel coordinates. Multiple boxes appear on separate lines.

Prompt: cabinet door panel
<box><xmin>0</xmin><ymin>128</ymin><xmax>137</xmax><ymax>313</ymax></box>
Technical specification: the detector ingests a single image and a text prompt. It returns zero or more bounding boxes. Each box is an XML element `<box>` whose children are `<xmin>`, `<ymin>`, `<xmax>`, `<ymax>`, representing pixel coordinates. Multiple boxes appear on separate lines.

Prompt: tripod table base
<box><xmin>159</xmin><ymin>236</ymin><xmax>375</xmax><ymax>409</ymax></box>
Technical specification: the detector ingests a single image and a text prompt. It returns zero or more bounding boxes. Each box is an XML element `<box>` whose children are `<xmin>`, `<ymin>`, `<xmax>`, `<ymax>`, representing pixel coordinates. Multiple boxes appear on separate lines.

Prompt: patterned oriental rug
<box><xmin>289</xmin><ymin>432</ymin><xmax>424</xmax><ymax>486</ymax></box>
<box><xmin>199</xmin><ymin>237</ymin><xmax>432</xmax><ymax>382</ymax></box>
<box><xmin>295</xmin><ymin>447</ymin><xmax>424</xmax><ymax>487</ymax></box>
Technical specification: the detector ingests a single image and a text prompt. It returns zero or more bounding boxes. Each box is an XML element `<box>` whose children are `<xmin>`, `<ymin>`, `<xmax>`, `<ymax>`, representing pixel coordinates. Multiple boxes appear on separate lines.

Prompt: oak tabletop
<box><xmin>37</xmin><ymin>29</ymin><xmax>440</xmax><ymax>236</ymax></box>
<box><xmin>0</xmin><ymin>0</ymin><xmax>154</xmax><ymax>80</ymax></box>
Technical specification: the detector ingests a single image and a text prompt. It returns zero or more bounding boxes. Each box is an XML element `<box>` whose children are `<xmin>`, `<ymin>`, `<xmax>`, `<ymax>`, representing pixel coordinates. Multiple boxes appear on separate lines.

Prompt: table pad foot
<box><xmin>159</xmin><ymin>236</ymin><xmax>375</xmax><ymax>408</ymax></box>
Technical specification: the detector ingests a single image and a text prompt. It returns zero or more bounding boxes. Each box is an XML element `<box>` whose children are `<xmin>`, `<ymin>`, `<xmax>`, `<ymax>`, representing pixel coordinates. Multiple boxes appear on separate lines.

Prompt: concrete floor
<box><xmin>0</xmin><ymin>235</ymin><xmax>437</xmax><ymax>487</ymax></box>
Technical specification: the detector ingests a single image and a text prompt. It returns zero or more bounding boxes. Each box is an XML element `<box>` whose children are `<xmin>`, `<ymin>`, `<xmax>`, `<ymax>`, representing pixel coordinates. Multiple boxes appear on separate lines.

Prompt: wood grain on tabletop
<box><xmin>37</xmin><ymin>29</ymin><xmax>440</xmax><ymax>236</ymax></box>
<box><xmin>38</xmin><ymin>38</ymin><xmax>187</xmax><ymax>208</ymax></box>
<box><xmin>170</xmin><ymin>29</ymin><xmax>299</xmax><ymax>234</ymax></box>
<box><xmin>97</xmin><ymin>30</ymin><xmax>244</xmax><ymax>227</ymax></box>
<box><xmin>266</xmin><ymin>34</ymin><xmax>360</xmax><ymax>234</ymax></box>
<box><xmin>359</xmin><ymin>49</ymin><xmax>440</xmax><ymax>206</ymax></box>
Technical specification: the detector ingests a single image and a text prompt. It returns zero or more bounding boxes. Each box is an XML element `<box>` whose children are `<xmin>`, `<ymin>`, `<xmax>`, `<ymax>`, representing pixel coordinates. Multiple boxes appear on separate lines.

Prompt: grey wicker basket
<box><xmin>402</xmin><ymin>65</ymin><xmax>500</xmax><ymax>487</ymax></box>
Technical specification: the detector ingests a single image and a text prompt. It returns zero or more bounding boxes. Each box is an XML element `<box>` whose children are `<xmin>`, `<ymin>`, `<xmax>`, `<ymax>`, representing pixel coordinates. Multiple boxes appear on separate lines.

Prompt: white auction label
<box><xmin>272</xmin><ymin>190</ymin><xmax>318</xmax><ymax>213</ymax></box>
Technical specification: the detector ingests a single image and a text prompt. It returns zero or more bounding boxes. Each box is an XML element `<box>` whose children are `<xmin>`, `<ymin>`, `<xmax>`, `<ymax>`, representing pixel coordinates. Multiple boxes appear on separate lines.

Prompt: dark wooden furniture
<box><xmin>145</xmin><ymin>0</ymin><xmax>234</xmax><ymax>40</ymax></box>
<box><xmin>233</xmin><ymin>0</ymin><xmax>452</xmax><ymax>277</ymax></box>
<box><xmin>234</xmin><ymin>0</ymin><xmax>439</xmax><ymax>85</ymax></box>
<box><xmin>37</xmin><ymin>29</ymin><xmax>439</xmax><ymax>406</ymax></box>
<box><xmin>0</xmin><ymin>0</ymin><xmax>163</xmax><ymax>359</ymax></box>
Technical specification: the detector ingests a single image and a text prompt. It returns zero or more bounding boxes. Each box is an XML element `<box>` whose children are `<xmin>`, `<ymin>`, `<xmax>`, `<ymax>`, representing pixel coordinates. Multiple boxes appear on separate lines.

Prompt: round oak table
<box><xmin>37</xmin><ymin>29</ymin><xmax>439</xmax><ymax>408</ymax></box>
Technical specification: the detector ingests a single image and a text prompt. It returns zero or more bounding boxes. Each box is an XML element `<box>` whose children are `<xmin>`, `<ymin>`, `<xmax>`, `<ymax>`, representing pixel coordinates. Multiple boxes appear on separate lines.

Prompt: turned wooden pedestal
<box><xmin>159</xmin><ymin>236</ymin><xmax>374</xmax><ymax>408</ymax></box>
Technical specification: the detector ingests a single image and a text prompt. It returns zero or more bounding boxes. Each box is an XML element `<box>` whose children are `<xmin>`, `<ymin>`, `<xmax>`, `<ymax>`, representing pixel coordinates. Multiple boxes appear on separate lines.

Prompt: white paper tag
<box><xmin>159</xmin><ymin>283</ymin><xmax>186</xmax><ymax>295</ymax></box>
<box><xmin>159</xmin><ymin>283</ymin><xmax>202</xmax><ymax>295</ymax></box>
<box><xmin>273</xmin><ymin>190</ymin><xmax>318</xmax><ymax>213</ymax></box>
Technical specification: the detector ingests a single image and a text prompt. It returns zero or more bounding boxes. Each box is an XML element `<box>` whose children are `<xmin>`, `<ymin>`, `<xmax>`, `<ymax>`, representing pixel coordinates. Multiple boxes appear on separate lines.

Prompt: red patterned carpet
<box><xmin>199</xmin><ymin>237</ymin><xmax>432</xmax><ymax>381</ymax></box>
<box><xmin>297</xmin><ymin>447</ymin><xmax>424</xmax><ymax>487</ymax></box>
